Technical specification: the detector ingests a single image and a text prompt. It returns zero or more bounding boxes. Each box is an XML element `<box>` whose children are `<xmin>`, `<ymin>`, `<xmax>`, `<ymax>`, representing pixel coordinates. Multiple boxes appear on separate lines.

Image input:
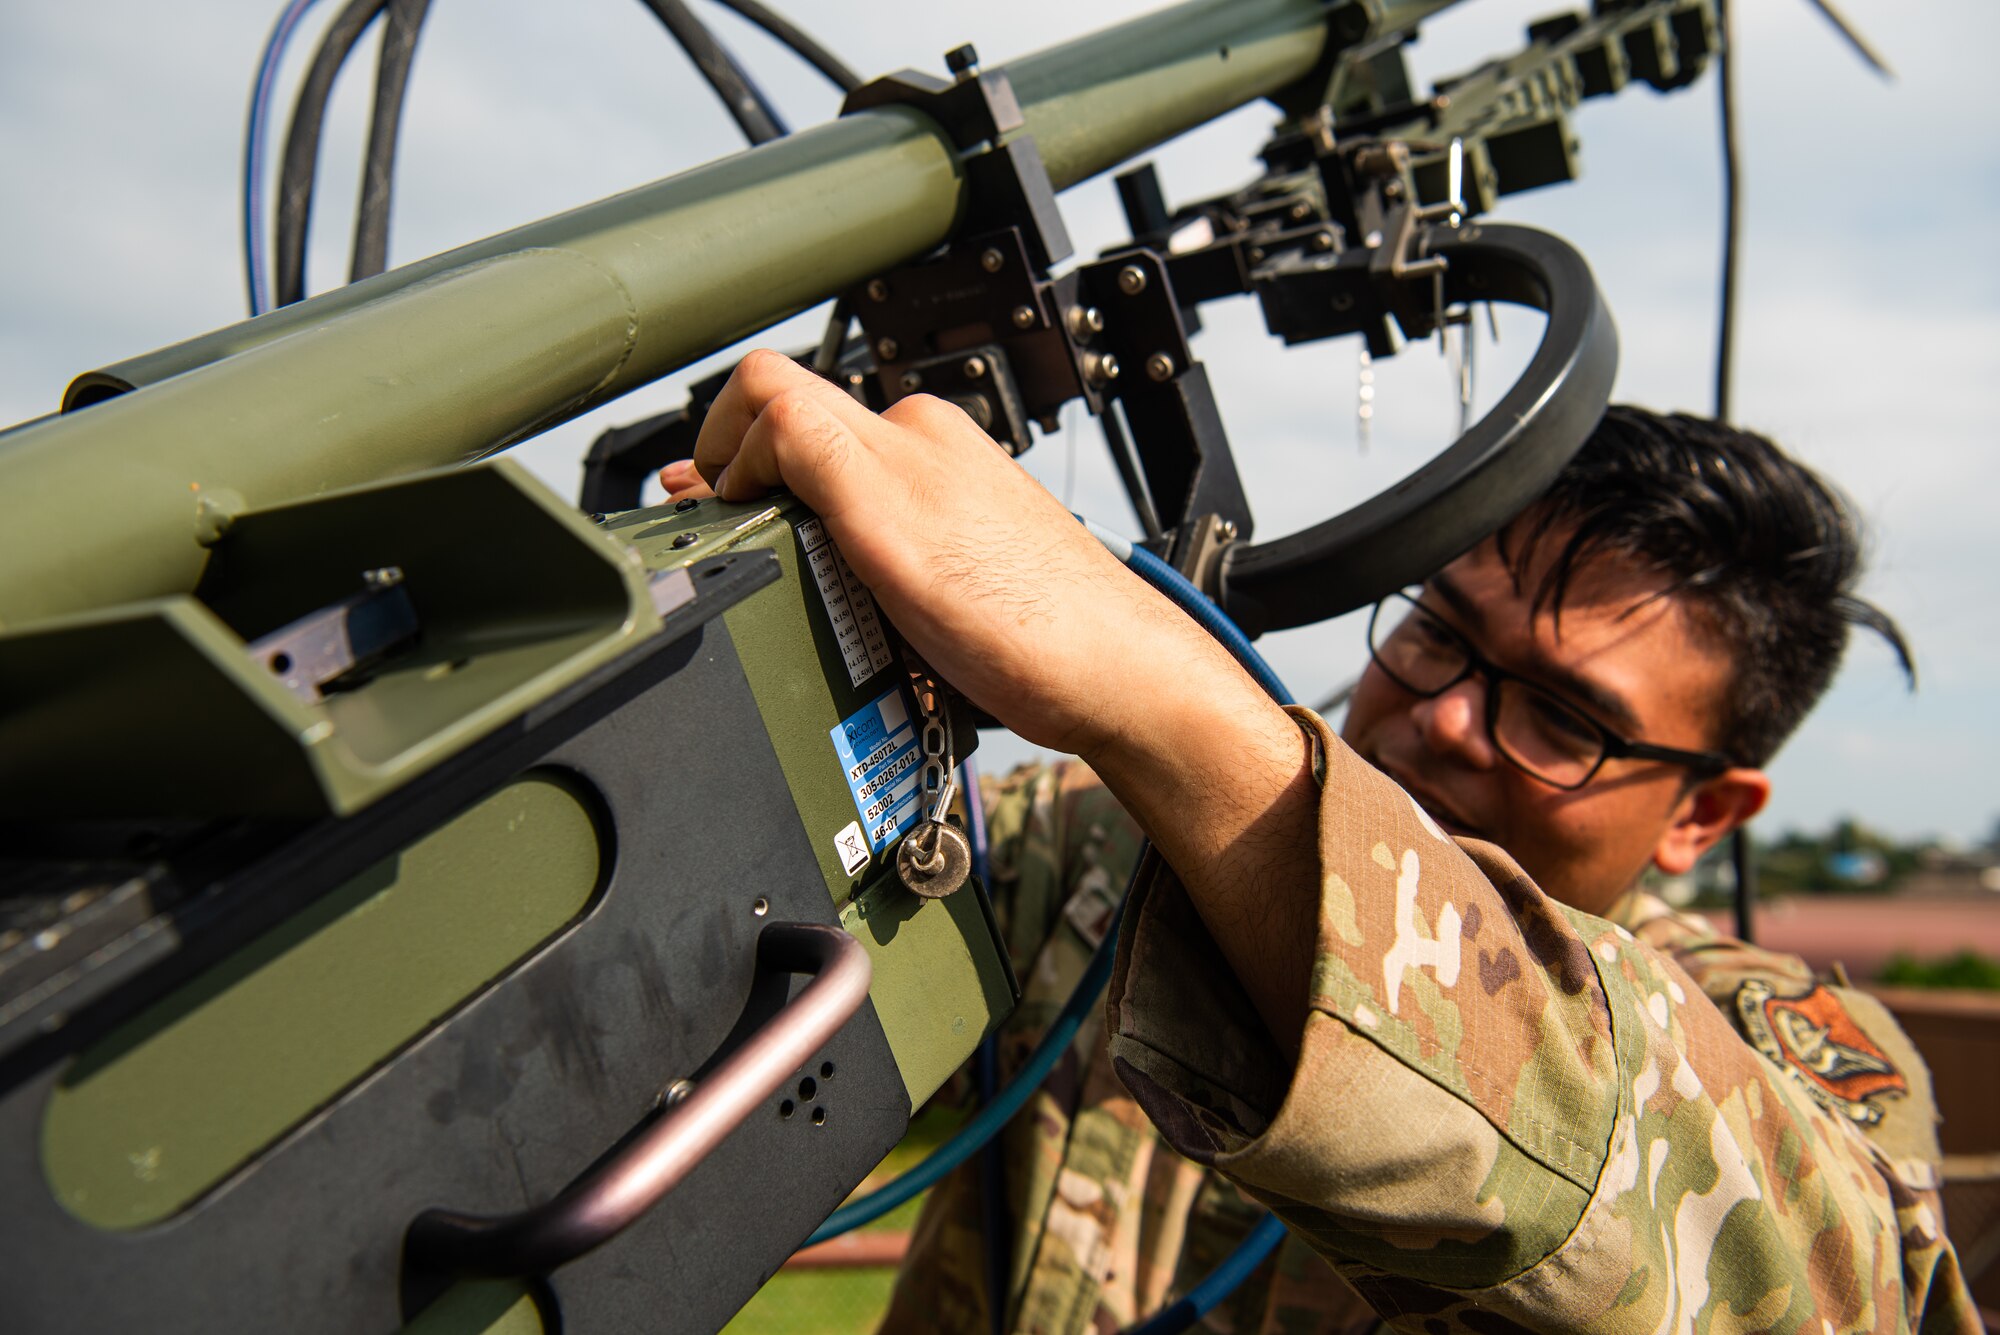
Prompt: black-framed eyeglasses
<box><xmin>1365</xmin><ymin>591</ymin><xmax>1736</xmax><ymax>791</ymax></box>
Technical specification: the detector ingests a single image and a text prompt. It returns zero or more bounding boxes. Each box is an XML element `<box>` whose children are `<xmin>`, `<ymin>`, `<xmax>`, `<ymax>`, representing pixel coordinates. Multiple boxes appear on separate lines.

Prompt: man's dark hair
<box><xmin>1501</xmin><ymin>405</ymin><xmax>1913</xmax><ymax>769</ymax></box>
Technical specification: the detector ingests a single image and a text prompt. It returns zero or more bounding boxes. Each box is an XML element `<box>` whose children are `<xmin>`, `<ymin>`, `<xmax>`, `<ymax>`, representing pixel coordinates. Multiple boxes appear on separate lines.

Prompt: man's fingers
<box><xmin>693</xmin><ymin>349</ymin><xmax>871</xmax><ymax>488</ymax></box>
<box><xmin>714</xmin><ymin>387</ymin><xmax>863</xmax><ymax>509</ymax></box>
<box><xmin>657</xmin><ymin>459</ymin><xmax>714</xmax><ymax>500</ymax></box>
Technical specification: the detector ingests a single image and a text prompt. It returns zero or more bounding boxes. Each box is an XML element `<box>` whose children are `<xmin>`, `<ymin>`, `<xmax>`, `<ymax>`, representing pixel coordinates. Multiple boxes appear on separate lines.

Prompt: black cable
<box><xmin>708</xmin><ymin>0</ymin><xmax>861</xmax><ymax>93</ymax></box>
<box><xmin>1714</xmin><ymin>0</ymin><xmax>1741</xmax><ymax>422</ymax></box>
<box><xmin>275</xmin><ymin>0</ymin><xmax>389</xmax><ymax>307</ymax></box>
<box><xmin>350</xmin><ymin>0</ymin><xmax>433</xmax><ymax>283</ymax></box>
<box><xmin>636</xmin><ymin>0</ymin><xmax>788</xmax><ymax>145</ymax></box>
<box><xmin>1715</xmin><ymin>0</ymin><xmax>1755</xmax><ymax>941</ymax></box>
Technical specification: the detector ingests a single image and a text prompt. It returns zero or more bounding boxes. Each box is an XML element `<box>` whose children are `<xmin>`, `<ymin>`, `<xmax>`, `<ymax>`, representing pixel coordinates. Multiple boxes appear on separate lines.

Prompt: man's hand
<box><xmin>691</xmin><ymin>349</ymin><xmax>1180</xmax><ymax>760</ymax></box>
<box><xmin>693</xmin><ymin>351</ymin><xmax>1321</xmax><ymax>1053</ymax></box>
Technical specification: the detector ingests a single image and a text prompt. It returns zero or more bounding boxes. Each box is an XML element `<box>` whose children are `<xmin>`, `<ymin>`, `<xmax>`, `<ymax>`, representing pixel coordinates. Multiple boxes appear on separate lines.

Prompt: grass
<box><xmin>1877</xmin><ymin>949</ymin><xmax>2000</xmax><ymax>991</ymax></box>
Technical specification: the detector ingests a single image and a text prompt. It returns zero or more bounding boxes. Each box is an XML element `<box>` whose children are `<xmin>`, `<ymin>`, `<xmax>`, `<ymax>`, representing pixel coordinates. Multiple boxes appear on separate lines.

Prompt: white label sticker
<box><xmin>797</xmin><ymin>517</ymin><xmax>895</xmax><ymax>688</ymax></box>
<box><xmin>834</xmin><ymin>820</ymin><xmax>871</xmax><ymax>877</ymax></box>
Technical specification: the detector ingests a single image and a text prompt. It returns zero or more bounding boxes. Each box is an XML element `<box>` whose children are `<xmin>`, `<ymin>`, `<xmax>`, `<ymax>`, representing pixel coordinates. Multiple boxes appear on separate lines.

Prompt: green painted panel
<box><xmin>41</xmin><ymin>773</ymin><xmax>602</xmax><ymax>1229</ymax></box>
<box><xmin>839</xmin><ymin>881</ymin><xmax>1015</xmax><ymax>1109</ymax></box>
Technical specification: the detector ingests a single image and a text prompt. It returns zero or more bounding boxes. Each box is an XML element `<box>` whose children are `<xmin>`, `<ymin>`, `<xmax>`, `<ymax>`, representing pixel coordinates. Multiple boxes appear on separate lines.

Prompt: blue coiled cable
<box><xmin>808</xmin><ymin>516</ymin><xmax>1289</xmax><ymax>1333</ymax></box>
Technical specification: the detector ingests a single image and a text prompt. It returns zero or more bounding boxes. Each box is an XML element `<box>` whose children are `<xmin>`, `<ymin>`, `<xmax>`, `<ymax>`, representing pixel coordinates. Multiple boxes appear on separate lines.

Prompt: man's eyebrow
<box><xmin>1425</xmin><ymin>571</ymin><xmax>1642</xmax><ymax>734</ymax></box>
<box><xmin>1427</xmin><ymin>571</ymin><xmax>1486</xmax><ymax>630</ymax></box>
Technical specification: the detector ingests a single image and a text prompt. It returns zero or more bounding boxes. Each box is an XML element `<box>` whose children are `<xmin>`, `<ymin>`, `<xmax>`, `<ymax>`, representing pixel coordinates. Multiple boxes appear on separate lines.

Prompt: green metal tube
<box><xmin>0</xmin><ymin>0</ymin><xmax>1441</xmax><ymax>628</ymax></box>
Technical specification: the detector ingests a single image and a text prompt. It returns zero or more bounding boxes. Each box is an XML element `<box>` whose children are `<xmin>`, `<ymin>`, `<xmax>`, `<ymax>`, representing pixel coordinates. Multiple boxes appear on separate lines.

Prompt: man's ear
<box><xmin>1652</xmin><ymin>768</ymin><xmax>1771</xmax><ymax>876</ymax></box>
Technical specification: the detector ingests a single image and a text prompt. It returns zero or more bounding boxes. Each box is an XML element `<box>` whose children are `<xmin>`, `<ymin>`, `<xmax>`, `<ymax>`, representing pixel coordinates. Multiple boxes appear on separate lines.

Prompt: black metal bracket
<box><xmin>841</xmin><ymin>46</ymin><xmax>1072</xmax><ymax>273</ymax></box>
<box><xmin>837</xmin><ymin>48</ymin><xmax>1105</xmax><ymax>454</ymax></box>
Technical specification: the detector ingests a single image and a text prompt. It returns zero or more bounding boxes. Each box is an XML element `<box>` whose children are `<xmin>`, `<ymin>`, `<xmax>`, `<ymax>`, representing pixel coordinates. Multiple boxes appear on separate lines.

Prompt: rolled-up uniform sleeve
<box><xmin>1105</xmin><ymin>709</ymin><xmax>1976</xmax><ymax>1333</ymax></box>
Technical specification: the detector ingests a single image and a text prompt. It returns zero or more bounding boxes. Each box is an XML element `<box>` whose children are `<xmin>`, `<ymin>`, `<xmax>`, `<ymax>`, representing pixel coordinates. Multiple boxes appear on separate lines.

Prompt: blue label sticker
<box><xmin>830</xmin><ymin>686</ymin><xmax>923</xmax><ymax>853</ymax></box>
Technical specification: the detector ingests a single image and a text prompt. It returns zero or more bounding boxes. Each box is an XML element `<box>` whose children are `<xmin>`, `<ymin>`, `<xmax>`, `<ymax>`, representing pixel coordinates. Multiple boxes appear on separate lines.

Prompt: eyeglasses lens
<box><xmin>1373</xmin><ymin>598</ymin><xmax>1607</xmax><ymax>790</ymax></box>
<box><xmin>1491</xmin><ymin>681</ymin><xmax>1603</xmax><ymax>788</ymax></box>
<box><xmin>1372</xmin><ymin>602</ymin><xmax>1464</xmax><ymax>693</ymax></box>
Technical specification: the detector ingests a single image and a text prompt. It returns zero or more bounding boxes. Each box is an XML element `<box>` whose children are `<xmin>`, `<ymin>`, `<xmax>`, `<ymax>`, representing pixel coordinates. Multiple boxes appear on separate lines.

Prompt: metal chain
<box><xmin>906</xmin><ymin>660</ymin><xmax>957</xmax><ymax>872</ymax></box>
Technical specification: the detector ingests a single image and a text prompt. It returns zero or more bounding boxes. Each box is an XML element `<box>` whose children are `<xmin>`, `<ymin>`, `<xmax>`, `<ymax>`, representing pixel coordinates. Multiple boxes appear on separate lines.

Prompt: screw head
<box><xmin>1290</xmin><ymin>201</ymin><xmax>1311</xmax><ymax>221</ymax></box>
<box><xmin>875</xmin><ymin>336</ymin><xmax>899</xmax><ymax>361</ymax></box>
<box><xmin>945</xmin><ymin>43</ymin><xmax>979</xmax><ymax>77</ymax></box>
<box><xmin>1217</xmin><ymin>518</ymin><xmax>1239</xmax><ymax>541</ymax></box>
<box><xmin>979</xmin><ymin>247</ymin><xmax>1005</xmax><ymax>273</ymax></box>
<box><xmin>899</xmin><ymin>370</ymin><xmax>923</xmax><ymax>392</ymax></box>
<box><xmin>1011</xmin><ymin>304</ymin><xmax>1037</xmax><ymax>329</ymax></box>
<box><xmin>1084</xmin><ymin>351</ymin><xmax>1121</xmax><ymax>385</ymax></box>
<box><xmin>1116</xmin><ymin>264</ymin><xmax>1147</xmax><ymax>296</ymax></box>
<box><xmin>961</xmin><ymin>355</ymin><xmax>987</xmax><ymax>379</ymax></box>
<box><xmin>663</xmin><ymin>1079</ymin><xmax>696</xmax><ymax>1108</ymax></box>
<box><xmin>675</xmin><ymin>497</ymin><xmax>700</xmax><ymax>512</ymax></box>
<box><xmin>1383</xmin><ymin>180</ymin><xmax>1405</xmax><ymax>200</ymax></box>
<box><xmin>1066</xmin><ymin>305</ymin><xmax>1104</xmax><ymax>338</ymax></box>
<box><xmin>1145</xmin><ymin>351</ymin><xmax>1175</xmax><ymax>382</ymax></box>
<box><xmin>1313</xmin><ymin>230</ymin><xmax>1336</xmax><ymax>252</ymax></box>
<box><xmin>1332</xmin><ymin>292</ymin><xmax>1355</xmax><ymax>312</ymax></box>
<box><xmin>671</xmin><ymin>532</ymin><xmax>700</xmax><ymax>549</ymax></box>
<box><xmin>866</xmin><ymin>278</ymin><xmax>889</xmax><ymax>302</ymax></box>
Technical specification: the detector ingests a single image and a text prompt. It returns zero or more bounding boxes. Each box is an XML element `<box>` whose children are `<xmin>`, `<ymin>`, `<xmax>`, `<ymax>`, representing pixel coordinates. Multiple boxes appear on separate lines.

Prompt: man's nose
<box><xmin>1410</xmin><ymin>677</ymin><xmax>1499</xmax><ymax>769</ymax></box>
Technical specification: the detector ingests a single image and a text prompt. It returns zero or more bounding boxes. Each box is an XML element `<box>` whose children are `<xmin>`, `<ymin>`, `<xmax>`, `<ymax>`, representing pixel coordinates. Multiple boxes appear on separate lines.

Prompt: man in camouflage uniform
<box><xmin>870</xmin><ymin>407</ymin><xmax>1966</xmax><ymax>1335</ymax></box>
<box><xmin>670</xmin><ymin>354</ymin><xmax>1982</xmax><ymax>1332</ymax></box>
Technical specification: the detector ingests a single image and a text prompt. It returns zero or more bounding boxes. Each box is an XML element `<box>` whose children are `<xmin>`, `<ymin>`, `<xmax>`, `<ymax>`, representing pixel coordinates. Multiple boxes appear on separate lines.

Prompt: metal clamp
<box><xmin>405</xmin><ymin>923</ymin><xmax>871</xmax><ymax>1277</ymax></box>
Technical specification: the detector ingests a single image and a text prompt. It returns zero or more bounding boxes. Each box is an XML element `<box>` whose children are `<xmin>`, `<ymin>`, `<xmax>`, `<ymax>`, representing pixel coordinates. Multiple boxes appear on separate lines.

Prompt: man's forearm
<box><xmin>1080</xmin><ymin>657</ymin><xmax>1321</xmax><ymax>1060</ymax></box>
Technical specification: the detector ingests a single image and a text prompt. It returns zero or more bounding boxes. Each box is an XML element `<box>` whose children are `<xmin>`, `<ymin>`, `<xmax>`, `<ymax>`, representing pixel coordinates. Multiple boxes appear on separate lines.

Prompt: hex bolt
<box><xmin>1084</xmin><ymin>351</ymin><xmax>1121</xmax><ymax>384</ymax></box>
<box><xmin>946</xmin><ymin>43</ymin><xmax>979</xmax><ymax>78</ymax></box>
<box><xmin>961</xmin><ymin>356</ymin><xmax>987</xmax><ymax>379</ymax></box>
<box><xmin>671</xmin><ymin>532</ymin><xmax>700</xmax><ymax>550</ymax></box>
<box><xmin>866</xmin><ymin>278</ymin><xmax>889</xmax><ymax>302</ymax></box>
<box><xmin>1116</xmin><ymin>264</ymin><xmax>1147</xmax><ymax>296</ymax></box>
<box><xmin>1066</xmin><ymin>305</ymin><xmax>1104</xmax><ymax>338</ymax></box>
<box><xmin>1011</xmin><ymin>304</ymin><xmax>1037</xmax><ymax>329</ymax></box>
<box><xmin>875</xmin><ymin>336</ymin><xmax>899</xmax><ymax>362</ymax></box>
<box><xmin>1145</xmin><ymin>351</ymin><xmax>1175</xmax><ymax>382</ymax></box>
<box><xmin>979</xmin><ymin>247</ymin><xmax>1005</xmax><ymax>273</ymax></box>
<box><xmin>899</xmin><ymin>371</ymin><xmax>923</xmax><ymax>393</ymax></box>
<box><xmin>949</xmin><ymin>393</ymin><xmax>994</xmax><ymax>432</ymax></box>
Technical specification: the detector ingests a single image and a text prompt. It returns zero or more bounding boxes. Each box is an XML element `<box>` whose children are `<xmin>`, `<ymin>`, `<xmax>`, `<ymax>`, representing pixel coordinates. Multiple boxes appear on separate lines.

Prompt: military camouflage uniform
<box><xmin>883</xmin><ymin>710</ymin><xmax>1981</xmax><ymax>1333</ymax></box>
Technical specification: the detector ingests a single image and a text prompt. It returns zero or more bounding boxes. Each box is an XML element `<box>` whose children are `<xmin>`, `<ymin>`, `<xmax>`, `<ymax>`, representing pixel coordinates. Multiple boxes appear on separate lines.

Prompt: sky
<box><xmin>1</xmin><ymin>0</ymin><xmax>1994</xmax><ymax>844</ymax></box>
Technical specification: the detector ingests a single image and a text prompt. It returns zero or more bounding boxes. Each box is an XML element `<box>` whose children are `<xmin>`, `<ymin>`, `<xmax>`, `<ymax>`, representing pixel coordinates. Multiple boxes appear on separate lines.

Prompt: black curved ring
<box><xmin>1218</xmin><ymin>222</ymin><xmax>1618</xmax><ymax>636</ymax></box>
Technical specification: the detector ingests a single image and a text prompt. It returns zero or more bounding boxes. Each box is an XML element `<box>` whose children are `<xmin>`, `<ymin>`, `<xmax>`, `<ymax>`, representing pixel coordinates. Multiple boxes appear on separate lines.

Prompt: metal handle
<box><xmin>405</xmin><ymin>922</ymin><xmax>872</xmax><ymax>1277</ymax></box>
<box><xmin>1218</xmin><ymin>221</ymin><xmax>1619</xmax><ymax>635</ymax></box>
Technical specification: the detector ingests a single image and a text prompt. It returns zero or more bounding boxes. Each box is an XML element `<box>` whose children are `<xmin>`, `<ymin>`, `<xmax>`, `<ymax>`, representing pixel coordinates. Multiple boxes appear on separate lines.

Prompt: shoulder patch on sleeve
<box><xmin>1736</xmin><ymin>978</ymin><xmax>1907</xmax><ymax>1124</ymax></box>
